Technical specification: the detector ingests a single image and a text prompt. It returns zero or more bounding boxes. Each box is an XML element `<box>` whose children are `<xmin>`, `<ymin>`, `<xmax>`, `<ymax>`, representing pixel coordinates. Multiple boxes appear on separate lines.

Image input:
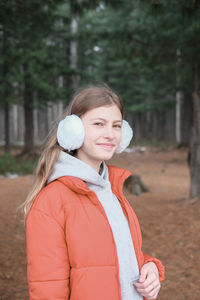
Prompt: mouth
<box><xmin>97</xmin><ymin>143</ymin><xmax>115</xmax><ymax>149</ymax></box>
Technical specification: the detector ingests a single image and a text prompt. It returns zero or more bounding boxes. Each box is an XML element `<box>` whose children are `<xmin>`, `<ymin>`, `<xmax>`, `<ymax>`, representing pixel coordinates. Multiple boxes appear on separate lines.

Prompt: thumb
<box><xmin>139</xmin><ymin>267</ymin><xmax>148</xmax><ymax>283</ymax></box>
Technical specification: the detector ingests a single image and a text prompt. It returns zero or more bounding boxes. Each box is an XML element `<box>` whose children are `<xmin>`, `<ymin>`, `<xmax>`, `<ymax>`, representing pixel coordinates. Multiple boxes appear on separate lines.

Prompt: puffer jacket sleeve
<box><xmin>26</xmin><ymin>207</ymin><xmax>70</xmax><ymax>300</ymax></box>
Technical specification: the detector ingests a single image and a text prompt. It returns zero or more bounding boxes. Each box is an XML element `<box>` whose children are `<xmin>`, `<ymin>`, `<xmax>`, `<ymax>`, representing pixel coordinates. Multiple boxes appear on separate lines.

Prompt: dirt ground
<box><xmin>0</xmin><ymin>147</ymin><xmax>199</xmax><ymax>299</ymax></box>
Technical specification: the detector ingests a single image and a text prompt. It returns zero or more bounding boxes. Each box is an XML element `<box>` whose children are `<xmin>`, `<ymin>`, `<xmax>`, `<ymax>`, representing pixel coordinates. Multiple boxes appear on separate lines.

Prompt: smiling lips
<box><xmin>97</xmin><ymin>143</ymin><xmax>115</xmax><ymax>149</ymax></box>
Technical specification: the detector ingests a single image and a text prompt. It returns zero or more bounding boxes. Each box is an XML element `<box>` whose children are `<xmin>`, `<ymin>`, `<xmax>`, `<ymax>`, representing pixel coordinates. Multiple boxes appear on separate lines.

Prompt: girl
<box><xmin>24</xmin><ymin>85</ymin><xmax>165</xmax><ymax>300</ymax></box>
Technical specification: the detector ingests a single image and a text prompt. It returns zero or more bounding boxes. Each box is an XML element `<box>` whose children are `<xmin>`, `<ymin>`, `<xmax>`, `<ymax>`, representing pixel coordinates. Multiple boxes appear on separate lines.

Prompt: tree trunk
<box><xmin>2</xmin><ymin>27</ymin><xmax>10</xmax><ymax>154</ymax></box>
<box><xmin>176</xmin><ymin>90</ymin><xmax>182</xmax><ymax>145</ymax></box>
<box><xmin>12</xmin><ymin>104</ymin><xmax>18</xmax><ymax>142</ymax></box>
<box><xmin>182</xmin><ymin>92</ymin><xmax>193</xmax><ymax>146</ymax></box>
<box><xmin>189</xmin><ymin>65</ymin><xmax>200</xmax><ymax>198</ymax></box>
<box><xmin>176</xmin><ymin>49</ymin><xmax>183</xmax><ymax>146</ymax></box>
<box><xmin>70</xmin><ymin>15</ymin><xmax>79</xmax><ymax>91</ymax></box>
<box><xmin>21</xmin><ymin>70</ymin><xmax>34</xmax><ymax>156</ymax></box>
<box><xmin>4</xmin><ymin>101</ymin><xmax>10</xmax><ymax>153</ymax></box>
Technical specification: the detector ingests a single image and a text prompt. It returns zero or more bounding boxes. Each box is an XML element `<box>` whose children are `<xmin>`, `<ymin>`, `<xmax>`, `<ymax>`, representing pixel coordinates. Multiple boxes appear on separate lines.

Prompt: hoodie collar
<box><xmin>48</xmin><ymin>151</ymin><xmax>131</xmax><ymax>197</ymax></box>
<box><xmin>57</xmin><ymin>166</ymin><xmax>131</xmax><ymax>199</ymax></box>
<box><xmin>48</xmin><ymin>151</ymin><xmax>109</xmax><ymax>189</ymax></box>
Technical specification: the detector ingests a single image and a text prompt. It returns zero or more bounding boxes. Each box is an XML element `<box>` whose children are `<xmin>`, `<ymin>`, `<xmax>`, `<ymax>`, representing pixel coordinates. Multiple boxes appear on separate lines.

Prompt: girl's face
<box><xmin>76</xmin><ymin>104</ymin><xmax>122</xmax><ymax>172</ymax></box>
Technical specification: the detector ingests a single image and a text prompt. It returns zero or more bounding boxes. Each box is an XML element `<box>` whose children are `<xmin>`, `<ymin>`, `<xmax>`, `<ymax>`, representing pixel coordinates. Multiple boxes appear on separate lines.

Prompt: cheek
<box><xmin>83</xmin><ymin>128</ymin><xmax>97</xmax><ymax>145</ymax></box>
<box><xmin>117</xmin><ymin>131</ymin><xmax>122</xmax><ymax>143</ymax></box>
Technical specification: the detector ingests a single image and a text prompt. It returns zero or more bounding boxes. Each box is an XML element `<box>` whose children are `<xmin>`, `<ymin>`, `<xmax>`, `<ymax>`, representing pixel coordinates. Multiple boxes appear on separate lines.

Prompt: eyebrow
<box><xmin>90</xmin><ymin>118</ymin><xmax>122</xmax><ymax>122</ymax></box>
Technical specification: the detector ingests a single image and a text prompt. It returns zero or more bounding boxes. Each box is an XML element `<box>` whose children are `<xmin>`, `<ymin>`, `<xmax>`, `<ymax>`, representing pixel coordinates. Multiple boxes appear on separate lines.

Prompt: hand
<box><xmin>133</xmin><ymin>262</ymin><xmax>161</xmax><ymax>300</ymax></box>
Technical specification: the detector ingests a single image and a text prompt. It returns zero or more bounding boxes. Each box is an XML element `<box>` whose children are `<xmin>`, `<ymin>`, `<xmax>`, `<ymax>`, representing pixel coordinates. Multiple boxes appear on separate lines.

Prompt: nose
<box><xmin>104</xmin><ymin>124</ymin><xmax>115</xmax><ymax>139</ymax></box>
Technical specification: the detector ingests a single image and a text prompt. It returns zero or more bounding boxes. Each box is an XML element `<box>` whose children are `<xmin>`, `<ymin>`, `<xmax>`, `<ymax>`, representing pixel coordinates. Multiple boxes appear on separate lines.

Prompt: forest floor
<box><xmin>0</xmin><ymin>147</ymin><xmax>199</xmax><ymax>299</ymax></box>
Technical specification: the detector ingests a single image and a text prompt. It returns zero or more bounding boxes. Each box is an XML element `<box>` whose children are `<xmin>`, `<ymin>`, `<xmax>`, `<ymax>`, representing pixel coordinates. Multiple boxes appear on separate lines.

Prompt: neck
<box><xmin>75</xmin><ymin>153</ymin><xmax>102</xmax><ymax>173</ymax></box>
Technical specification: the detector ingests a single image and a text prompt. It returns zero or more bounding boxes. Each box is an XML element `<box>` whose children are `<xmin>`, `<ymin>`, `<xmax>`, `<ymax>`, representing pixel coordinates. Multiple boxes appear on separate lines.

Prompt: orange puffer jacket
<box><xmin>26</xmin><ymin>165</ymin><xmax>165</xmax><ymax>300</ymax></box>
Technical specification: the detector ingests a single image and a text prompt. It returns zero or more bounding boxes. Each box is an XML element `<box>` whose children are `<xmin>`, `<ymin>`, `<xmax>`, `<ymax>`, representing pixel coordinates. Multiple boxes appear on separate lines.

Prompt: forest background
<box><xmin>0</xmin><ymin>0</ymin><xmax>200</xmax><ymax>197</ymax></box>
<box><xmin>0</xmin><ymin>1</ymin><xmax>200</xmax><ymax>299</ymax></box>
<box><xmin>1</xmin><ymin>0</ymin><xmax>200</xmax><ymax>198</ymax></box>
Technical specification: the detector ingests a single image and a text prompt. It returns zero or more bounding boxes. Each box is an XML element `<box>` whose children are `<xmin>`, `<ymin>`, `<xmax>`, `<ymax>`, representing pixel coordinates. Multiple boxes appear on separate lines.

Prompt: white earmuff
<box><xmin>57</xmin><ymin>115</ymin><xmax>85</xmax><ymax>151</ymax></box>
<box><xmin>115</xmin><ymin>120</ymin><xmax>133</xmax><ymax>153</ymax></box>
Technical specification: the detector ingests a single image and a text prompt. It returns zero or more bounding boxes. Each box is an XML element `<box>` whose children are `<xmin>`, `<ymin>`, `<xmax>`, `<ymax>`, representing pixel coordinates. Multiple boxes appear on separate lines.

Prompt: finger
<box><xmin>146</xmin><ymin>281</ymin><xmax>160</xmax><ymax>294</ymax></box>
<box><xmin>134</xmin><ymin>273</ymin><xmax>157</xmax><ymax>289</ymax></box>
<box><xmin>135</xmin><ymin>282</ymin><xmax>154</xmax><ymax>294</ymax></box>
<box><xmin>139</xmin><ymin>267</ymin><xmax>148</xmax><ymax>283</ymax></box>
<box><xmin>146</xmin><ymin>286</ymin><xmax>160</xmax><ymax>300</ymax></box>
<box><xmin>135</xmin><ymin>283</ymin><xmax>160</xmax><ymax>299</ymax></box>
<box><xmin>135</xmin><ymin>280</ymin><xmax>160</xmax><ymax>292</ymax></box>
<box><xmin>135</xmin><ymin>281</ymin><xmax>160</xmax><ymax>294</ymax></box>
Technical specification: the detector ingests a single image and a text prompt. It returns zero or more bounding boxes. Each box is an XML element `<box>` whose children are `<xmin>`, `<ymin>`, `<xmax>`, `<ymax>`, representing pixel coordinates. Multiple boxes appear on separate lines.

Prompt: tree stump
<box><xmin>124</xmin><ymin>175</ymin><xmax>149</xmax><ymax>195</ymax></box>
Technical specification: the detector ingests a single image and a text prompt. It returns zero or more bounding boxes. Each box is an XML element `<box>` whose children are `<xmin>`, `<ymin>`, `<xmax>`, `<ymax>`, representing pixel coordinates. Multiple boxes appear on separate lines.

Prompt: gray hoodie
<box><xmin>48</xmin><ymin>151</ymin><xmax>142</xmax><ymax>300</ymax></box>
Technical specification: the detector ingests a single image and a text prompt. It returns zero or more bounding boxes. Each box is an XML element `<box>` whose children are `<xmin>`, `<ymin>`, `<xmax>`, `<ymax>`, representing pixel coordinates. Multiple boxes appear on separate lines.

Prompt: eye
<box><xmin>94</xmin><ymin>122</ymin><xmax>104</xmax><ymax>127</ymax></box>
<box><xmin>113</xmin><ymin>124</ymin><xmax>122</xmax><ymax>129</ymax></box>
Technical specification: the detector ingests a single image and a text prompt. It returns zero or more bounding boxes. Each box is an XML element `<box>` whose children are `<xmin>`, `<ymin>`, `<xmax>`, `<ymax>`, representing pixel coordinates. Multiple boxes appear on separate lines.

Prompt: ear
<box><xmin>57</xmin><ymin>115</ymin><xmax>85</xmax><ymax>151</ymax></box>
<box><xmin>115</xmin><ymin>120</ymin><xmax>133</xmax><ymax>153</ymax></box>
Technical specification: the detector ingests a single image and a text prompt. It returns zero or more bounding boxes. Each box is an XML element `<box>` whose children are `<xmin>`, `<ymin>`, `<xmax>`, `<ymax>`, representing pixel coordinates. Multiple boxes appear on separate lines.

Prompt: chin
<box><xmin>97</xmin><ymin>151</ymin><xmax>115</xmax><ymax>161</ymax></box>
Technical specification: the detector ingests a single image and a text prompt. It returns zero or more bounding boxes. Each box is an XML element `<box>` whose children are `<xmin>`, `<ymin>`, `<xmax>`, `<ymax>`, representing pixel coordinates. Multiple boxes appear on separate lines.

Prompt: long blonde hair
<box><xmin>22</xmin><ymin>85</ymin><xmax>124</xmax><ymax>217</ymax></box>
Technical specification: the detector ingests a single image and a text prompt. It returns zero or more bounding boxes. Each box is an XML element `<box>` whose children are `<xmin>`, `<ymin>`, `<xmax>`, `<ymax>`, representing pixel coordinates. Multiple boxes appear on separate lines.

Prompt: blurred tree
<box><xmin>0</xmin><ymin>0</ymin><xmax>102</xmax><ymax>155</ymax></box>
<box><xmin>79</xmin><ymin>0</ymin><xmax>200</xmax><ymax>198</ymax></box>
<box><xmin>14</xmin><ymin>0</ymin><xmax>65</xmax><ymax>155</ymax></box>
<box><xmin>0</xmin><ymin>1</ymin><xmax>19</xmax><ymax>153</ymax></box>
<box><xmin>134</xmin><ymin>0</ymin><xmax>200</xmax><ymax>198</ymax></box>
<box><xmin>0</xmin><ymin>0</ymin><xmax>68</xmax><ymax>155</ymax></box>
<box><xmin>1</xmin><ymin>25</ymin><xmax>11</xmax><ymax>154</ymax></box>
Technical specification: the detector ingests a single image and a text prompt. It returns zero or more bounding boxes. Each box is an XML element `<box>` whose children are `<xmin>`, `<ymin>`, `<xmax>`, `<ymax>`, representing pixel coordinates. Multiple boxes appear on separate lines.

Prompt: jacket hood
<box><xmin>48</xmin><ymin>151</ymin><xmax>131</xmax><ymax>198</ymax></box>
<box><xmin>48</xmin><ymin>151</ymin><xmax>110</xmax><ymax>188</ymax></box>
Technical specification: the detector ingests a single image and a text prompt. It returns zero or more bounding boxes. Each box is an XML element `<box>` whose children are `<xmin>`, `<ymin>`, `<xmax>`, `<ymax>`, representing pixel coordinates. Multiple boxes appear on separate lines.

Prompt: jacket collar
<box><xmin>57</xmin><ymin>165</ymin><xmax>131</xmax><ymax>198</ymax></box>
